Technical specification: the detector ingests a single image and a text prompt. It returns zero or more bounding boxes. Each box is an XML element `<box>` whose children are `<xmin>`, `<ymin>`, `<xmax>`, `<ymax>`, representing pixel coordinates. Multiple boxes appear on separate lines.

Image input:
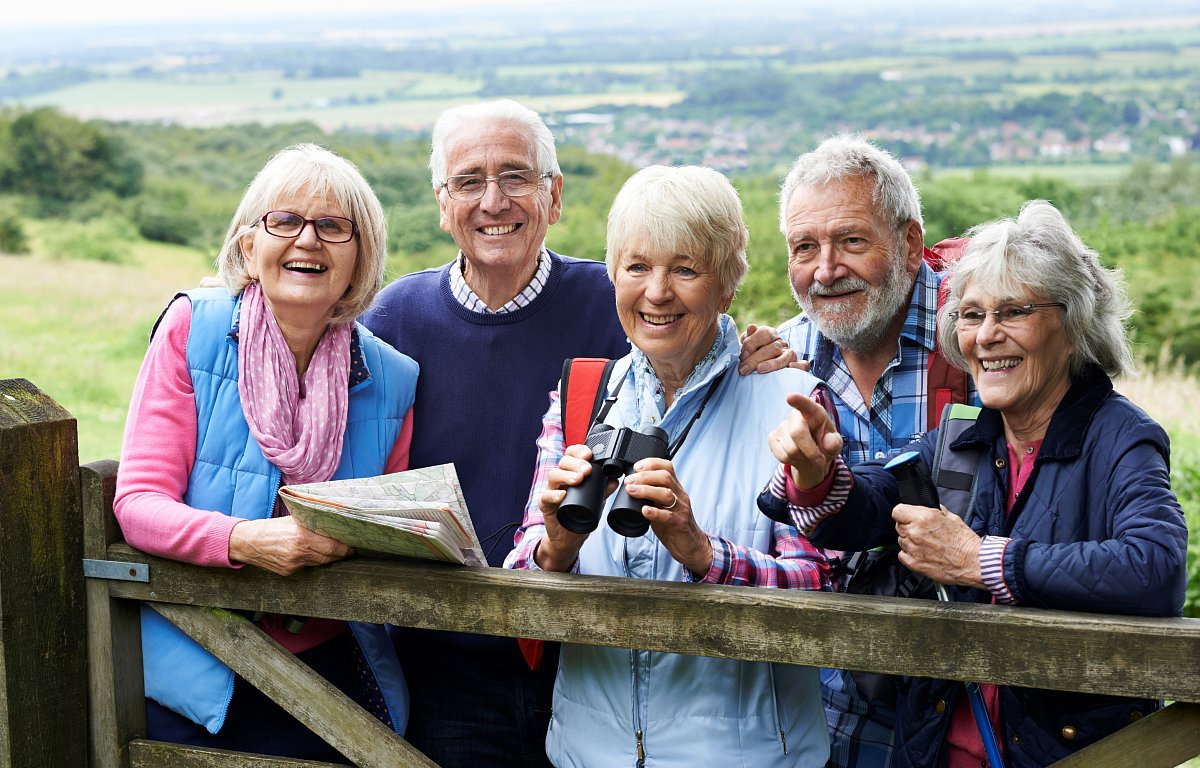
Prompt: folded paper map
<box><xmin>279</xmin><ymin>464</ymin><xmax>485</xmax><ymax>566</ymax></box>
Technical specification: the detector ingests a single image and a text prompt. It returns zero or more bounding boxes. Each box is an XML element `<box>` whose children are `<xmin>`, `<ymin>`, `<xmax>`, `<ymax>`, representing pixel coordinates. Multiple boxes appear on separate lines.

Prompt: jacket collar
<box><xmin>951</xmin><ymin>364</ymin><xmax>1113</xmax><ymax>461</ymax></box>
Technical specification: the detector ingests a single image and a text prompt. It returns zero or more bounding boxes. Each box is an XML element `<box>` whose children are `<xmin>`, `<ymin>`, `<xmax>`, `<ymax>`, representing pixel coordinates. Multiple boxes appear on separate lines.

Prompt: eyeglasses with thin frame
<box><xmin>950</xmin><ymin>302</ymin><xmax>1066</xmax><ymax>330</ymax></box>
<box><xmin>260</xmin><ymin>210</ymin><xmax>357</xmax><ymax>243</ymax></box>
<box><xmin>440</xmin><ymin>169</ymin><xmax>554</xmax><ymax>201</ymax></box>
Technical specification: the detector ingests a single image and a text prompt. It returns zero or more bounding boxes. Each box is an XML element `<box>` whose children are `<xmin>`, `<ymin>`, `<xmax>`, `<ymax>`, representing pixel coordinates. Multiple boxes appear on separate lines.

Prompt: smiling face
<box><xmin>241</xmin><ymin>190</ymin><xmax>358</xmax><ymax>327</ymax></box>
<box><xmin>613</xmin><ymin>247</ymin><xmax>731</xmax><ymax>387</ymax></box>
<box><xmin>957</xmin><ymin>282</ymin><xmax>1074</xmax><ymax>436</ymax></box>
<box><xmin>436</xmin><ymin>120</ymin><xmax>563</xmax><ymax>279</ymax></box>
<box><xmin>784</xmin><ymin>175</ymin><xmax>922</xmax><ymax>353</ymax></box>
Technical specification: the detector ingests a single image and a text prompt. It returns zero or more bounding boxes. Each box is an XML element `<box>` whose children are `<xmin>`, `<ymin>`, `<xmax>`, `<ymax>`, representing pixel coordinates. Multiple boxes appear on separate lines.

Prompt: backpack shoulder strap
<box><xmin>931</xmin><ymin>402</ymin><xmax>983</xmax><ymax>523</ymax></box>
<box><xmin>559</xmin><ymin>357</ymin><xmax>617</xmax><ymax>447</ymax></box>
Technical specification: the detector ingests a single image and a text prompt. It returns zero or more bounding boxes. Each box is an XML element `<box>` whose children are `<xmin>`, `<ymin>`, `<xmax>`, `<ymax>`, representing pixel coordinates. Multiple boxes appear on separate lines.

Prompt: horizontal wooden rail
<box><xmin>129</xmin><ymin>740</ymin><xmax>348</xmax><ymax>767</ymax></box>
<box><xmin>93</xmin><ymin>543</ymin><xmax>1200</xmax><ymax>705</ymax></box>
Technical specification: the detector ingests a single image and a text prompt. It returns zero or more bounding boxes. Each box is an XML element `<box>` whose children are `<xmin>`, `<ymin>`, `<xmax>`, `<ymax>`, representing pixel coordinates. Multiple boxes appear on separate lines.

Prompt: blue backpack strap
<box><xmin>931</xmin><ymin>402</ymin><xmax>983</xmax><ymax>524</ymax></box>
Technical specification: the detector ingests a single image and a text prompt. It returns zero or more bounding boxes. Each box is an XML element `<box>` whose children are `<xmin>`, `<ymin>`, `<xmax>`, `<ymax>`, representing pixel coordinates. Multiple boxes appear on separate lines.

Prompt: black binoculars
<box><xmin>557</xmin><ymin>423</ymin><xmax>670</xmax><ymax>537</ymax></box>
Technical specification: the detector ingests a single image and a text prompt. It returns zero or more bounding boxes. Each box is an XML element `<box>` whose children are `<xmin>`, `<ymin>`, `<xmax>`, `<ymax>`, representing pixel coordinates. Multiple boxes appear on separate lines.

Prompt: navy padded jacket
<box><xmin>810</xmin><ymin>365</ymin><xmax>1188</xmax><ymax>767</ymax></box>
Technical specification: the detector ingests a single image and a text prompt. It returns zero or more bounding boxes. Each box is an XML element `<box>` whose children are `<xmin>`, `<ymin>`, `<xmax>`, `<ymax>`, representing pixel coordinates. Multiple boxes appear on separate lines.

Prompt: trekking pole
<box><xmin>886</xmin><ymin>451</ymin><xmax>1006</xmax><ymax>768</ymax></box>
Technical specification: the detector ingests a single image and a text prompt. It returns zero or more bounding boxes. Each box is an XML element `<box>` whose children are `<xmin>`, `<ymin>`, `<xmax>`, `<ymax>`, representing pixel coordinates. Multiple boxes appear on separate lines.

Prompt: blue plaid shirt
<box><xmin>778</xmin><ymin>261</ymin><xmax>976</xmax><ymax>768</ymax></box>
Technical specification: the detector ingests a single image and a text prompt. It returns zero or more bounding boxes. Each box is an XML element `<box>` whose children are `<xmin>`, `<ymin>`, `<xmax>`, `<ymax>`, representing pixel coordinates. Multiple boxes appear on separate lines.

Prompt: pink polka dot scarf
<box><xmin>236</xmin><ymin>283</ymin><xmax>351</xmax><ymax>486</ymax></box>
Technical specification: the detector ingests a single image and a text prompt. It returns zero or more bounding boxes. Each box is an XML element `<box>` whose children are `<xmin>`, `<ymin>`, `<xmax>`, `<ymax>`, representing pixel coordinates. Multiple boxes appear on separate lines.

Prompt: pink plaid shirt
<box><xmin>505</xmin><ymin>388</ymin><xmax>833</xmax><ymax>591</ymax></box>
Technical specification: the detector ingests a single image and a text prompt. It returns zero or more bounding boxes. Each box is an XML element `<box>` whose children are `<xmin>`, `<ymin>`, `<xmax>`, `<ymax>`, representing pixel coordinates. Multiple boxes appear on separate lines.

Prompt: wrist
<box><xmin>534</xmin><ymin>537</ymin><xmax>576</xmax><ymax>573</ymax></box>
<box><xmin>684</xmin><ymin>534</ymin><xmax>715</xmax><ymax>577</ymax></box>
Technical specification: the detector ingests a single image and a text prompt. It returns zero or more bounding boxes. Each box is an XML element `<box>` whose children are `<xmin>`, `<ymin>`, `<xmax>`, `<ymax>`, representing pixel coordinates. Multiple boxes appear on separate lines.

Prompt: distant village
<box><xmin>555</xmin><ymin>109</ymin><xmax>1200</xmax><ymax>174</ymax></box>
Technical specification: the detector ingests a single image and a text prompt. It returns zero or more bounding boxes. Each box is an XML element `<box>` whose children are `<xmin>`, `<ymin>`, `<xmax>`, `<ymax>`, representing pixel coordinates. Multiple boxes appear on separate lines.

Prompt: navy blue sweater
<box><xmin>364</xmin><ymin>252</ymin><xmax>629</xmax><ymax>572</ymax></box>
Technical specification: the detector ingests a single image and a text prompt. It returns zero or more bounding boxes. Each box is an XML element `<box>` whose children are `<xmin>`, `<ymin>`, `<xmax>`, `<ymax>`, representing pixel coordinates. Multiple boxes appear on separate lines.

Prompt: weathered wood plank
<box><xmin>149</xmin><ymin>603</ymin><xmax>437</xmax><ymax>768</ymax></box>
<box><xmin>84</xmin><ymin>460</ymin><xmax>146</xmax><ymax>768</ymax></box>
<box><xmin>1049</xmin><ymin>702</ymin><xmax>1200</xmax><ymax>768</ymax></box>
<box><xmin>100</xmin><ymin>547</ymin><xmax>1200</xmax><ymax>704</ymax></box>
<box><xmin>0</xmin><ymin>379</ymin><xmax>87</xmax><ymax>767</ymax></box>
<box><xmin>128</xmin><ymin>739</ymin><xmax>350</xmax><ymax>767</ymax></box>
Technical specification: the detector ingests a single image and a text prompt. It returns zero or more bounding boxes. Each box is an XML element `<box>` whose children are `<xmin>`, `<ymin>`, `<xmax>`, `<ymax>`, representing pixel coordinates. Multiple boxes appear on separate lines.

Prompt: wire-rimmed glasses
<box><xmin>440</xmin><ymin>169</ymin><xmax>554</xmax><ymax>201</ymax></box>
<box><xmin>950</xmin><ymin>302</ymin><xmax>1066</xmax><ymax>330</ymax></box>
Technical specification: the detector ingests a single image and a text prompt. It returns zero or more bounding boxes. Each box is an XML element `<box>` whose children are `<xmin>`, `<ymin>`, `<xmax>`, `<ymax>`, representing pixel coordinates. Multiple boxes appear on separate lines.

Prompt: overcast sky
<box><xmin>3</xmin><ymin>0</ymin><xmax>1192</xmax><ymax>34</ymax></box>
<box><xmin>3</xmin><ymin>0</ymin><xmax>539</xmax><ymax>27</ymax></box>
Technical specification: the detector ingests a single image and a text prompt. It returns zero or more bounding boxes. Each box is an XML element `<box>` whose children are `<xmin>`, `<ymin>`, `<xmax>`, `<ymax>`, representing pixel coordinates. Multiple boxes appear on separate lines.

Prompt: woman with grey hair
<box><xmin>505</xmin><ymin>165</ymin><xmax>833</xmax><ymax>767</ymax></box>
<box><xmin>115</xmin><ymin>143</ymin><xmax>417</xmax><ymax>759</ymax></box>
<box><xmin>765</xmin><ymin>199</ymin><xmax>1187</xmax><ymax>767</ymax></box>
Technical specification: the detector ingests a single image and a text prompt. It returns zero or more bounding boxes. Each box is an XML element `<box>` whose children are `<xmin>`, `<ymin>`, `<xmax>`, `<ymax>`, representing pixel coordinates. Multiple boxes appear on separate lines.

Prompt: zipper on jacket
<box><xmin>624</xmin><ymin>540</ymin><xmax>648</xmax><ymax>768</ymax></box>
<box><xmin>629</xmin><ymin>645</ymin><xmax>646</xmax><ymax>768</ymax></box>
<box><xmin>768</xmin><ymin>664</ymin><xmax>787</xmax><ymax>755</ymax></box>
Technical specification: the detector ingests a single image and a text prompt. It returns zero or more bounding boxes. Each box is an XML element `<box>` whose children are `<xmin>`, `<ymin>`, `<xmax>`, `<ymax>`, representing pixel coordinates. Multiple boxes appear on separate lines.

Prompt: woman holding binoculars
<box><xmin>505</xmin><ymin>165</ymin><xmax>835</xmax><ymax>767</ymax></box>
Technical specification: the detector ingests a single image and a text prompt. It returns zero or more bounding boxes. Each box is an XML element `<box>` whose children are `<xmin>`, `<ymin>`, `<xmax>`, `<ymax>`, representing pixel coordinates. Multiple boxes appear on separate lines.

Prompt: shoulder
<box><xmin>365</xmin><ymin>265</ymin><xmax>451</xmax><ymax>335</ymax></box>
<box><xmin>183</xmin><ymin>286</ymin><xmax>235</xmax><ymax>304</ymax></box>
<box><xmin>168</xmin><ymin>289</ymin><xmax>237</xmax><ymax>342</ymax></box>
<box><xmin>550</xmin><ymin>251</ymin><xmax>612</xmax><ymax>284</ymax></box>
<box><xmin>375</xmin><ymin>264</ymin><xmax>449</xmax><ymax>303</ymax></box>
<box><xmin>1090</xmin><ymin>390</ymin><xmax>1170</xmax><ymax>450</ymax></box>
<box><xmin>355</xmin><ymin>323</ymin><xmax>419</xmax><ymax>380</ymax></box>
<box><xmin>777</xmin><ymin>313</ymin><xmax>819</xmax><ymax>352</ymax></box>
<box><xmin>729</xmin><ymin>365</ymin><xmax>823</xmax><ymax>410</ymax></box>
<box><xmin>149</xmin><ymin>293</ymin><xmax>194</xmax><ymax>352</ymax></box>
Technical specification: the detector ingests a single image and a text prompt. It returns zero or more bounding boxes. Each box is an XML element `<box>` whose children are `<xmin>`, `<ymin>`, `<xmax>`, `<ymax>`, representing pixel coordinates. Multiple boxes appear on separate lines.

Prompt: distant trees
<box><xmin>2</xmin><ymin>108</ymin><xmax>142</xmax><ymax>210</ymax></box>
<box><xmin>3</xmin><ymin>106</ymin><xmax>1197</xmax><ymax>367</ymax></box>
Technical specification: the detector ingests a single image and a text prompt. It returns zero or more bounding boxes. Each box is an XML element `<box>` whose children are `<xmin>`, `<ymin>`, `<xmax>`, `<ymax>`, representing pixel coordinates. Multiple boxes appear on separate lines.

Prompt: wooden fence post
<box><xmin>83</xmin><ymin>459</ymin><xmax>145</xmax><ymax>768</ymax></box>
<box><xmin>0</xmin><ymin>379</ymin><xmax>87</xmax><ymax>767</ymax></box>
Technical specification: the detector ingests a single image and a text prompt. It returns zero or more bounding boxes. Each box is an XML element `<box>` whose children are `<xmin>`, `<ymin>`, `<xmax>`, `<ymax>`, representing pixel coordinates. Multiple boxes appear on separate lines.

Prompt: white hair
<box><xmin>779</xmin><ymin>134</ymin><xmax>923</xmax><ymax>241</ymax></box>
<box><xmin>429</xmin><ymin>99</ymin><xmax>561</xmax><ymax>194</ymax></box>
<box><xmin>606</xmin><ymin>165</ymin><xmax>749</xmax><ymax>297</ymax></box>
<box><xmin>938</xmin><ymin>199</ymin><xmax>1136</xmax><ymax>379</ymax></box>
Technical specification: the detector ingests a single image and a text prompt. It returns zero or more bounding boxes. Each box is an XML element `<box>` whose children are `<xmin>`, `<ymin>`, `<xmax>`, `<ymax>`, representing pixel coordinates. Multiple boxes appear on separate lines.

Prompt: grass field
<box><xmin>0</xmin><ymin>233</ymin><xmax>212</xmax><ymax>462</ymax></box>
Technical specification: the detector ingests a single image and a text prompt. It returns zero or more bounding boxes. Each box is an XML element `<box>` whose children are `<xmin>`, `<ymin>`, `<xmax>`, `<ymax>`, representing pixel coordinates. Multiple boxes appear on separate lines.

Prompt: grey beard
<box><xmin>794</xmin><ymin>256</ymin><xmax>916</xmax><ymax>355</ymax></box>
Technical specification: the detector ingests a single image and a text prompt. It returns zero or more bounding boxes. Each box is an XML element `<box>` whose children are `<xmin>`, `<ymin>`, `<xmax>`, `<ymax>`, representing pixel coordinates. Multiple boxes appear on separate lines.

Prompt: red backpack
<box><xmin>924</xmin><ymin>237</ymin><xmax>971</xmax><ymax>428</ymax></box>
<box><xmin>518</xmin><ymin>357</ymin><xmax>619</xmax><ymax>671</ymax></box>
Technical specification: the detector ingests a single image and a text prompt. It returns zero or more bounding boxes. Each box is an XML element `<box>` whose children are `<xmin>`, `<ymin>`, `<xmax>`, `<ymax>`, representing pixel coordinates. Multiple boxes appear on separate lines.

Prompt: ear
<box><xmin>903</xmin><ymin>219</ymin><xmax>924</xmax><ymax>274</ymax></box>
<box><xmin>546</xmin><ymin>174</ymin><xmax>564</xmax><ymax>226</ymax></box>
<box><xmin>240</xmin><ymin>232</ymin><xmax>259</xmax><ymax>280</ymax></box>
<box><xmin>434</xmin><ymin>187</ymin><xmax>452</xmax><ymax>235</ymax></box>
<box><xmin>722</xmin><ymin>291</ymin><xmax>735</xmax><ymax>314</ymax></box>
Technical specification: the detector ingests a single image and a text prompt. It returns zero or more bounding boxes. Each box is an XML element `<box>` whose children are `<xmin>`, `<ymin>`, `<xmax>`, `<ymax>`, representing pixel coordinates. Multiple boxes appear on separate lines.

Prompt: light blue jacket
<box><xmin>140</xmin><ymin>288</ymin><xmax>418</xmax><ymax>734</ymax></box>
<box><xmin>548</xmin><ymin>320</ymin><xmax>829</xmax><ymax>768</ymax></box>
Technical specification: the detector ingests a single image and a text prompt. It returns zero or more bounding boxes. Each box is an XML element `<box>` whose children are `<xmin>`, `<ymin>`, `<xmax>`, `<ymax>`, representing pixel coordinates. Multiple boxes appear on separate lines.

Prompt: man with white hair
<box><xmin>760</xmin><ymin>134</ymin><xmax>972</xmax><ymax>768</ymax></box>
<box><xmin>365</xmin><ymin>99</ymin><xmax>792</xmax><ymax>767</ymax></box>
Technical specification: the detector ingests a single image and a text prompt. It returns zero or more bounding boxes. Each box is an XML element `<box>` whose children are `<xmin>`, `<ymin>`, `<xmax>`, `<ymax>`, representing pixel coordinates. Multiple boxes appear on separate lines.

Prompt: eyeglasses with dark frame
<box><xmin>440</xmin><ymin>169</ymin><xmax>554</xmax><ymax>201</ymax></box>
<box><xmin>260</xmin><ymin>211</ymin><xmax>357</xmax><ymax>243</ymax></box>
<box><xmin>950</xmin><ymin>302</ymin><xmax>1066</xmax><ymax>330</ymax></box>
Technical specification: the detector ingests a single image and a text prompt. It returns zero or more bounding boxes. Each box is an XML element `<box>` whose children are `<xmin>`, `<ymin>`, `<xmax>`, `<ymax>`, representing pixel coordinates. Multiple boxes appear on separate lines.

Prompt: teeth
<box><xmin>642</xmin><ymin>313</ymin><xmax>680</xmax><ymax>326</ymax></box>
<box><xmin>982</xmin><ymin>358</ymin><xmax>1021</xmax><ymax>371</ymax></box>
<box><xmin>481</xmin><ymin>224</ymin><xmax>517</xmax><ymax>235</ymax></box>
<box><xmin>284</xmin><ymin>261</ymin><xmax>327</xmax><ymax>273</ymax></box>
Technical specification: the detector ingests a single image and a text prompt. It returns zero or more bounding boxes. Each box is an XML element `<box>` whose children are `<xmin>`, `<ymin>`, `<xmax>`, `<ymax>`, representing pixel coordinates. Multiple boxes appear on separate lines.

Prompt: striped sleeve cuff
<box><xmin>979</xmin><ymin>535</ymin><xmax>1015</xmax><ymax>604</ymax></box>
<box><xmin>767</xmin><ymin>457</ymin><xmax>851</xmax><ymax>533</ymax></box>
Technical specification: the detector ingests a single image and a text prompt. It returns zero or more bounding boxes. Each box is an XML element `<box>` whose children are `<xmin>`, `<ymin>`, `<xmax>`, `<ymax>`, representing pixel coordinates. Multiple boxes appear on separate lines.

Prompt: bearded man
<box><xmin>774</xmin><ymin>134</ymin><xmax>973</xmax><ymax>768</ymax></box>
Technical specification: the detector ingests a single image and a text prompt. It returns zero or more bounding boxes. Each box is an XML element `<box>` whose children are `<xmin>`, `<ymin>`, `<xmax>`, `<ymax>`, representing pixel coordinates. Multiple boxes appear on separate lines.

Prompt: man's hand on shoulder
<box><xmin>738</xmin><ymin>323</ymin><xmax>807</xmax><ymax>375</ymax></box>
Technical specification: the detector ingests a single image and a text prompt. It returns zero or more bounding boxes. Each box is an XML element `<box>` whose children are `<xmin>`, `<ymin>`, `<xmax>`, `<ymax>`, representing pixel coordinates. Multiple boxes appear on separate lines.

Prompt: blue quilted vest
<box><xmin>140</xmin><ymin>288</ymin><xmax>418</xmax><ymax>734</ymax></box>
